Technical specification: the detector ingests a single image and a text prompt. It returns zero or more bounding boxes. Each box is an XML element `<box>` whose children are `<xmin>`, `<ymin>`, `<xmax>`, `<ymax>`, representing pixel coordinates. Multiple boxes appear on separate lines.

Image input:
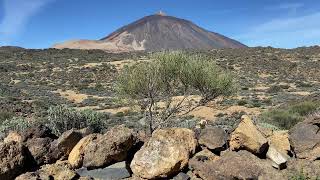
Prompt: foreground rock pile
<box><xmin>1</xmin><ymin>114</ymin><xmax>320</xmax><ymax>179</ymax></box>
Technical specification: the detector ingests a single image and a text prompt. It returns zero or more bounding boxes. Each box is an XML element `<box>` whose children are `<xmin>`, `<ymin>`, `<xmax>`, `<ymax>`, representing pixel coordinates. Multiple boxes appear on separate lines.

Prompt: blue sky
<box><xmin>0</xmin><ymin>0</ymin><xmax>319</xmax><ymax>48</ymax></box>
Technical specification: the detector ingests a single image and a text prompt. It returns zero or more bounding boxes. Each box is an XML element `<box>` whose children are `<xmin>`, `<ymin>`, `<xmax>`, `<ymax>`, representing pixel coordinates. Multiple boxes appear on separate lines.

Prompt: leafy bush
<box><xmin>260</xmin><ymin>101</ymin><xmax>320</xmax><ymax>130</ymax></box>
<box><xmin>0</xmin><ymin>116</ymin><xmax>31</xmax><ymax>134</ymax></box>
<box><xmin>116</xmin><ymin>51</ymin><xmax>236</xmax><ymax>133</ymax></box>
<box><xmin>261</xmin><ymin>109</ymin><xmax>302</xmax><ymax>130</ymax></box>
<box><xmin>46</xmin><ymin>105</ymin><xmax>108</xmax><ymax>135</ymax></box>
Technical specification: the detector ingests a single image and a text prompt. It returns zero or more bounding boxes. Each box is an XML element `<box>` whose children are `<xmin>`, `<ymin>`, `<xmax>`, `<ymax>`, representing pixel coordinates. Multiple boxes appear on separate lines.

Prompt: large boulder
<box><xmin>20</xmin><ymin>125</ymin><xmax>58</xmax><ymax>165</ymax></box>
<box><xmin>130</xmin><ymin>128</ymin><xmax>197</xmax><ymax>179</ymax></box>
<box><xmin>189</xmin><ymin>148</ymin><xmax>219</xmax><ymax>169</ymax></box>
<box><xmin>266</xmin><ymin>130</ymin><xmax>291</xmax><ymax>170</ymax></box>
<box><xmin>189</xmin><ymin>150</ymin><xmax>285</xmax><ymax>180</ymax></box>
<box><xmin>26</xmin><ymin>137</ymin><xmax>55</xmax><ymax>165</ymax></box>
<box><xmin>68</xmin><ymin>134</ymin><xmax>98</xmax><ymax>169</ymax></box>
<box><xmin>289</xmin><ymin>113</ymin><xmax>320</xmax><ymax>159</ymax></box>
<box><xmin>268</xmin><ymin>130</ymin><xmax>292</xmax><ymax>157</ymax></box>
<box><xmin>198</xmin><ymin>127</ymin><xmax>227</xmax><ymax>153</ymax></box>
<box><xmin>21</xmin><ymin>125</ymin><xmax>57</xmax><ymax>141</ymax></box>
<box><xmin>230</xmin><ymin>115</ymin><xmax>268</xmax><ymax>155</ymax></box>
<box><xmin>16</xmin><ymin>161</ymin><xmax>79</xmax><ymax>180</ymax></box>
<box><xmin>78</xmin><ymin>125</ymin><xmax>136</xmax><ymax>169</ymax></box>
<box><xmin>0</xmin><ymin>141</ymin><xmax>33</xmax><ymax>180</ymax></box>
<box><xmin>50</xmin><ymin>129</ymin><xmax>84</xmax><ymax>161</ymax></box>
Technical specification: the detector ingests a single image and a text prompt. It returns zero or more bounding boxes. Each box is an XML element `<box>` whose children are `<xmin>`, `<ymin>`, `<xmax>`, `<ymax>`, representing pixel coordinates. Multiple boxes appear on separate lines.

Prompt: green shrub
<box><xmin>289</xmin><ymin>101</ymin><xmax>320</xmax><ymax>116</ymax></box>
<box><xmin>116</xmin><ymin>51</ymin><xmax>236</xmax><ymax>133</ymax></box>
<box><xmin>296</xmin><ymin>81</ymin><xmax>313</xmax><ymax>88</ymax></box>
<box><xmin>260</xmin><ymin>101</ymin><xmax>320</xmax><ymax>130</ymax></box>
<box><xmin>115</xmin><ymin>111</ymin><xmax>125</xmax><ymax>117</ymax></box>
<box><xmin>251</xmin><ymin>100</ymin><xmax>263</xmax><ymax>107</ymax></box>
<box><xmin>258</xmin><ymin>122</ymin><xmax>281</xmax><ymax>131</ymax></box>
<box><xmin>46</xmin><ymin>105</ymin><xmax>108</xmax><ymax>135</ymax></box>
<box><xmin>0</xmin><ymin>117</ymin><xmax>31</xmax><ymax>134</ymax></box>
<box><xmin>0</xmin><ymin>110</ymin><xmax>14</xmax><ymax>123</ymax></box>
<box><xmin>237</xmin><ymin>99</ymin><xmax>248</xmax><ymax>106</ymax></box>
<box><xmin>261</xmin><ymin>110</ymin><xmax>302</xmax><ymax>130</ymax></box>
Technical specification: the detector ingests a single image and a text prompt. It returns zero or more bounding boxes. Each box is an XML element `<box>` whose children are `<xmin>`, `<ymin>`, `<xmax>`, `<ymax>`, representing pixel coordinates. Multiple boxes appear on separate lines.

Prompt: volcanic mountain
<box><xmin>53</xmin><ymin>12</ymin><xmax>246</xmax><ymax>52</ymax></box>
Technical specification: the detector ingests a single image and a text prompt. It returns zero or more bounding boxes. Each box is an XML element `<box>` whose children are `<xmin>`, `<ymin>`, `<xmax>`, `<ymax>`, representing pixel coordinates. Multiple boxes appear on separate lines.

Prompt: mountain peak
<box><xmin>156</xmin><ymin>10</ymin><xmax>166</xmax><ymax>16</ymax></box>
<box><xmin>53</xmin><ymin>14</ymin><xmax>246</xmax><ymax>52</ymax></box>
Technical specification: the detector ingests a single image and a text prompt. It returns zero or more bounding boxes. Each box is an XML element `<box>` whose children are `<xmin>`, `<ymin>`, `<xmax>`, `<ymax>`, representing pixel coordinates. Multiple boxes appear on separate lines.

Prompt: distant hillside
<box><xmin>53</xmin><ymin>13</ymin><xmax>246</xmax><ymax>52</ymax></box>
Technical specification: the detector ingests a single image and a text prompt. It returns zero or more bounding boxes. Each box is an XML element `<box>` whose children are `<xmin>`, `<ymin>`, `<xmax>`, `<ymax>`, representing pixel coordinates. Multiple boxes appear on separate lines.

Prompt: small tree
<box><xmin>116</xmin><ymin>51</ymin><xmax>236</xmax><ymax>134</ymax></box>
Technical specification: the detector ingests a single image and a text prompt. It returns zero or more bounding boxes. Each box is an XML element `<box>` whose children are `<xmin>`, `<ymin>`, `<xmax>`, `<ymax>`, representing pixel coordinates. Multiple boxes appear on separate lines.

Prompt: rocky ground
<box><xmin>1</xmin><ymin>113</ymin><xmax>320</xmax><ymax>179</ymax></box>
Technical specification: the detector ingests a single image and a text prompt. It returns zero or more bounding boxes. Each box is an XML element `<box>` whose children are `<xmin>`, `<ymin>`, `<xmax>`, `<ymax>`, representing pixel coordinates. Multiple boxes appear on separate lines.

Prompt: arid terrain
<box><xmin>1</xmin><ymin>46</ymin><xmax>320</xmax><ymax>179</ymax></box>
<box><xmin>1</xmin><ymin>46</ymin><xmax>320</xmax><ymax>121</ymax></box>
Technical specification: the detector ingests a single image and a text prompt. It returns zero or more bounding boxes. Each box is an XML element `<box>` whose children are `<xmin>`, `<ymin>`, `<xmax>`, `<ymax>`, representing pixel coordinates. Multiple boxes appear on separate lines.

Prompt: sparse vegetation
<box><xmin>0</xmin><ymin>117</ymin><xmax>32</xmax><ymax>135</ymax></box>
<box><xmin>260</xmin><ymin>101</ymin><xmax>320</xmax><ymax>129</ymax></box>
<box><xmin>0</xmin><ymin>47</ymin><xmax>320</xmax><ymax>134</ymax></box>
<box><xmin>237</xmin><ymin>99</ymin><xmax>248</xmax><ymax>106</ymax></box>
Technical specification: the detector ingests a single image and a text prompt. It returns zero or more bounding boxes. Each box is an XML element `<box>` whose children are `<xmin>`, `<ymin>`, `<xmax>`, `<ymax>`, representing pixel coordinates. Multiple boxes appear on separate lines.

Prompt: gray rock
<box><xmin>266</xmin><ymin>146</ymin><xmax>288</xmax><ymax>170</ymax></box>
<box><xmin>198</xmin><ymin>127</ymin><xmax>227</xmax><ymax>153</ymax></box>
<box><xmin>77</xmin><ymin>161</ymin><xmax>130</xmax><ymax>180</ymax></box>
<box><xmin>82</xmin><ymin>125</ymin><xmax>136</xmax><ymax>169</ymax></box>
<box><xmin>172</xmin><ymin>172</ymin><xmax>190</xmax><ymax>180</ymax></box>
<box><xmin>289</xmin><ymin>113</ymin><xmax>320</xmax><ymax>159</ymax></box>
<box><xmin>189</xmin><ymin>150</ymin><xmax>285</xmax><ymax>180</ymax></box>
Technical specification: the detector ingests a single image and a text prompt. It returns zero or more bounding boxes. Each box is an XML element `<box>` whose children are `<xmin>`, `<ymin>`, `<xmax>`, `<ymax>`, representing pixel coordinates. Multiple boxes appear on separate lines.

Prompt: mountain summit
<box><xmin>53</xmin><ymin>13</ymin><xmax>247</xmax><ymax>52</ymax></box>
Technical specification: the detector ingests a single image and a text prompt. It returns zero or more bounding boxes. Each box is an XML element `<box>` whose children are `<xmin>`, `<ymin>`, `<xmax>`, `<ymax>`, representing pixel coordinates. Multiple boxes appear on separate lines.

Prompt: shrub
<box><xmin>237</xmin><ymin>99</ymin><xmax>248</xmax><ymax>106</ymax></box>
<box><xmin>258</xmin><ymin>122</ymin><xmax>281</xmax><ymax>131</ymax></box>
<box><xmin>260</xmin><ymin>101</ymin><xmax>320</xmax><ymax>130</ymax></box>
<box><xmin>261</xmin><ymin>110</ymin><xmax>302</xmax><ymax>130</ymax></box>
<box><xmin>116</xmin><ymin>51</ymin><xmax>236</xmax><ymax>133</ymax></box>
<box><xmin>251</xmin><ymin>100</ymin><xmax>263</xmax><ymax>108</ymax></box>
<box><xmin>289</xmin><ymin>101</ymin><xmax>320</xmax><ymax>116</ymax></box>
<box><xmin>0</xmin><ymin>117</ymin><xmax>31</xmax><ymax>134</ymax></box>
<box><xmin>0</xmin><ymin>110</ymin><xmax>14</xmax><ymax>123</ymax></box>
<box><xmin>46</xmin><ymin>105</ymin><xmax>108</xmax><ymax>135</ymax></box>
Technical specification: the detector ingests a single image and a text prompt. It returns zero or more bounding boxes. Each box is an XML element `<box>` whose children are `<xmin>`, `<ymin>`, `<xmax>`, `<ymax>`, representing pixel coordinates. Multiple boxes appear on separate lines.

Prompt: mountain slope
<box><xmin>53</xmin><ymin>13</ymin><xmax>247</xmax><ymax>52</ymax></box>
